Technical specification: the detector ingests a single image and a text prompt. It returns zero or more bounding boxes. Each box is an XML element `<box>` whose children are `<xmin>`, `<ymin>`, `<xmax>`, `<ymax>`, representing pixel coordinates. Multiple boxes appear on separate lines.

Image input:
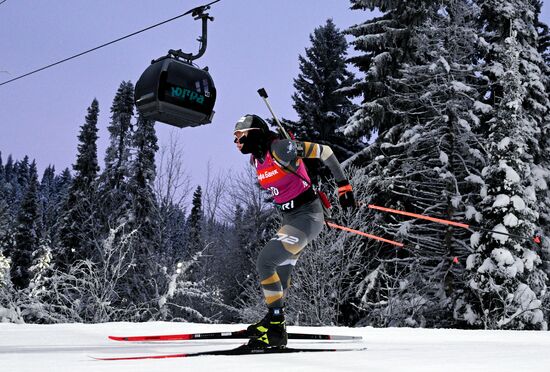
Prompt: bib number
<box><xmin>268</xmin><ymin>187</ymin><xmax>279</xmax><ymax>196</ymax></box>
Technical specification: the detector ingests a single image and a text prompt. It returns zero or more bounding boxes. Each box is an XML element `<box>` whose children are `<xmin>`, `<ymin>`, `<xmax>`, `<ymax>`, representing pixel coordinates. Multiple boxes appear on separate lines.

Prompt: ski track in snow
<box><xmin>1</xmin><ymin>322</ymin><xmax>550</xmax><ymax>372</ymax></box>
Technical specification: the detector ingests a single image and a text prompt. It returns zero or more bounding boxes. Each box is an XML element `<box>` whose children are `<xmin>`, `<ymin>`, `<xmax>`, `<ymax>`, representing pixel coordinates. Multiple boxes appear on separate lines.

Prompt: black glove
<box><xmin>337</xmin><ymin>180</ymin><xmax>356</xmax><ymax>210</ymax></box>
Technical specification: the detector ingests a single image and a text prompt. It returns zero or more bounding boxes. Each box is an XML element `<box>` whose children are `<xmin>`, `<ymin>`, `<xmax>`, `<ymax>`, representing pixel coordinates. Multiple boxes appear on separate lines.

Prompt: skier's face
<box><xmin>234</xmin><ymin>129</ymin><xmax>259</xmax><ymax>153</ymax></box>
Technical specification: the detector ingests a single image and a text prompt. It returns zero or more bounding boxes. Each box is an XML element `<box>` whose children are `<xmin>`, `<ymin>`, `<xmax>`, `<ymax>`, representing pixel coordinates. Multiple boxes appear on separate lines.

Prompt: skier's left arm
<box><xmin>297</xmin><ymin>141</ymin><xmax>356</xmax><ymax>210</ymax></box>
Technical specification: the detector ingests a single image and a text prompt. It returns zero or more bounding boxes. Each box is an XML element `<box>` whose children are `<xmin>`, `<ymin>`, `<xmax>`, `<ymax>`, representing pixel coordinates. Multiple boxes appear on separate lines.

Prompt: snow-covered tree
<box><xmin>57</xmin><ymin>99</ymin><xmax>100</xmax><ymax>268</ymax></box>
<box><xmin>129</xmin><ymin>114</ymin><xmax>158</xmax><ymax>233</ymax></box>
<box><xmin>124</xmin><ymin>114</ymin><xmax>160</xmax><ymax>305</ymax></box>
<box><xmin>185</xmin><ymin>186</ymin><xmax>204</xmax><ymax>282</ymax></box>
<box><xmin>532</xmin><ymin>1</ymin><xmax>550</xmax><ymax>283</ymax></box>
<box><xmin>340</xmin><ymin>0</ymin><xmax>488</xmax><ymax>327</ymax></box>
<box><xmin>0</xmin><ymin>154</ymin><xmax>11</xmax><ymax>253</ymax></box>
<box><xmin>343</xmin><ymin>0</ymin><xmax>437</xmax><ymax>162</ymax></box>
<box><xmin>11</xmin><ymin>161</ymin><xmax>40</xmax><ymax>289</ymax></box>
<box><xmin>98</xmin><ymin>81</ymin><xmax>134</xmax><ymax>231</ymax></box>
<box><xmin>102</xmin><ymin>82</ymin><xmax>134</xmax><ymax>190</ymax></box>
<box><xmin>461</xmin><ymin>27</ymin><xmax>547</xmax><ymax>330</ymax></box>
<box><xmin>187</xmin><ymin>186</ymin><xmax>203</xmax><ymax>252</ymax></box>
<box><xmin>39</xmin><ymin>166</ymin><xmax>57</xmax><ymax>243</ymax></box>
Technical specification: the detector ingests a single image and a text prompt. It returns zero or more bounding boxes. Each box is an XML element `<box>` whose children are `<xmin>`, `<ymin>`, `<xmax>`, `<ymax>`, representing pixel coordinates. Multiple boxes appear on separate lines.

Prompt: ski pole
<box><xmin>367</xmin><ymin>204</ymin><xmax>542</xmax><ymax>244</ymax></box>
<box><xmin>257</xmin><ymin>88</ymin><xmax>291</xmax><ymax>140</ymax></box>
<box><xmin>326</xmin><ymin>221</ymin><xmax>404</xmax><ymax>247</ymax></box>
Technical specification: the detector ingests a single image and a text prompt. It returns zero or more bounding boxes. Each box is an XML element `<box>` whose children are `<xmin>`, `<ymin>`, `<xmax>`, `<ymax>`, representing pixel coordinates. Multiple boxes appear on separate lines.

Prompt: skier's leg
<box><xmin>276</xmin><ymin>255</ymin><xmax>299</xmax><ymax>300</ymax></box>
<box><xmin>248</xmin><ymin>199</ymin><xmax>324</xmax><ymax>347</ymax></box>
<box><xmin>256</xmin><ymin>224</ymin><xmax>309</xmax><ymax>308</ymax></box>
<box><xmin>257</xmin><ymin>199</ymin><xmax>324</xmax><ymax>307</ymax></box>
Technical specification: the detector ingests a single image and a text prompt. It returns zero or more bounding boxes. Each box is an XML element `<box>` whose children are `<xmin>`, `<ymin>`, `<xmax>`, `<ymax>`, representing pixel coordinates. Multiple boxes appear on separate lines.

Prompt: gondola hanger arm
<box><xmin>169</xmin><ymin>5</ymin><xmax>213</xmax><ymax>62</ymax></box>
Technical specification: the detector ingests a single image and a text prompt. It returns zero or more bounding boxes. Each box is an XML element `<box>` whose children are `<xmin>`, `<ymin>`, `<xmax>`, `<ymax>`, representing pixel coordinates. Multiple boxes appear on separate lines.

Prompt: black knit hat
<box><xmin>234</xmin><ymin>114</ymin><xmax>269</xmax><ymax>134</ymax></box>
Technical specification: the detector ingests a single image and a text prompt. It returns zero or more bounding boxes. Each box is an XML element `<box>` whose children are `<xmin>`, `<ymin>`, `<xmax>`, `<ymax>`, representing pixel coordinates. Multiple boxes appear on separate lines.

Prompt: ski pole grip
<box><xmin>257</xmin><ymin>88</ymin><xmax>268</xmax><ymax>98</ymax></box>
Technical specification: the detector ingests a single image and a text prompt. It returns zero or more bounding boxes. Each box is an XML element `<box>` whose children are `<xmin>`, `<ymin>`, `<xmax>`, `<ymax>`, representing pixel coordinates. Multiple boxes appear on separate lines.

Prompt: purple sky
<box><xmin>0</xmin><ymin>1</ymin><xmax>549</xmax><ymax>188</ymax></box>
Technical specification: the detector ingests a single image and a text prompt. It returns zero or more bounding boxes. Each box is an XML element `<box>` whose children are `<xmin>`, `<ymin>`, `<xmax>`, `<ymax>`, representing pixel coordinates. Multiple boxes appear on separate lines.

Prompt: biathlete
<box><xmin>233</xmin><ymin>114</ymin><xmax>355</xmax><ymax>348</ymax></box>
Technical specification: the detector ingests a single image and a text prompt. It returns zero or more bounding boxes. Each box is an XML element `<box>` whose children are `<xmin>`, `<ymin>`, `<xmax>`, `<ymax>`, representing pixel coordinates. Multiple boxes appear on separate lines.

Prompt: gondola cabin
<box><xmin>135</xmin><ymin>56</ymin><xmax>216</xmax><ymax>128</ymax></box>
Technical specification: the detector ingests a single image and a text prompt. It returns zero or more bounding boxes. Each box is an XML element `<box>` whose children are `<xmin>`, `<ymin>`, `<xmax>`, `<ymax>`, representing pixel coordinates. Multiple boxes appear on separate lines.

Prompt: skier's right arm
<box><xmin>298</xmin><ymin>142</ymin><xmax>345</xmax><ymax>182</ymax></box>
<box><xmin>298</xmin><ymin>141</ymin><xmax>356</xmax><ymax>210</ymax></box>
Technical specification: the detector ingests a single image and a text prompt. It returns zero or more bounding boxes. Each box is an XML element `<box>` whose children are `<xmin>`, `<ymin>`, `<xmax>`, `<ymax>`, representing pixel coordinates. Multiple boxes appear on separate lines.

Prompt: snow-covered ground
<box><xmin>2</xmin><ymin>322</ymin><xmax>550</xmax><ymax>372</ymax></box>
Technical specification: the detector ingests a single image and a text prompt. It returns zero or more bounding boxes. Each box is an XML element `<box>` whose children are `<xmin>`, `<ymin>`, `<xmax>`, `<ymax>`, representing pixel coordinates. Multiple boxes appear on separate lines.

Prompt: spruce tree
<box><xmin>0</xmin><ymin>153</ymin><xmax>7</xmax><ymax>251</ymax></box>
<box><xmin>129</xmin><ymin>114</ymin><xmax>158</xmax><ymax>237</ymax></box>
<box><xmin>3</xmin><ymin>155</ymin><xmax>13</xmax><ymax>182</ymax></box>
<box><xmin>460</xmin><ymin>0</ymin><xmax>549</xmax><ymax>329</ymax></box>
<box><xmin>101</xmin><ymin>82</ymin><xmax>134</xmax><ymax>191</ymax></box>
<box><xmin>0</xmin><ymin>152</ymin><xmax>4</xmax><ymax>183</ymax></box>
<box><xmin>39</xmin><ymin>166</ymin><xmax>56</xmax><ymax>242</ymax></box>
<box><xmin>187</xmin><ymin>186</ymin><xmax>203</xmax><ymax>257</ymax></box>
<box><xmin>347</xmin><ymin>0</ymin><xmax>487</xmax><ymax>327</ymax></box>
<box><xmin>99</xmin><ymin>81</ymin><xmax>135</xmax><ymax>227</ymax></box>
<box><xmin>15</xmin><ymin>156</ymin><xmax>30</xmax><ymax>204</ymax></box>
<box><xmin>54</xmin><ymin>168</ymin><xmax>73</xmax><ymax>204</ymax></box>
<box><xmin>125</xmin><ymin>114</ymin><xmax>160</xmax><ymax>304</ymax></box>
<box><xmin>290</xmin><ymin>19</ymin><xmax>361</xmax><ymax>162</ymax></box>
<box><xmin>343</xmin><ymin>0</ymin><xmax>437</xmax><ymax>160</ymax></box>
<box><xmin>532</xmin><ymin>1</ymin><xmax>550</xmax><ymax>279</ymax></box>
<box><xmin>58</xmin><ymin>99</ymin><xmax>100</xmax><ymax>267</ymax></box>
<box><xmin>534</xmin><ymin>1</ymin><xmax>550</xmax><ymax>67</ymax></box>
<box><xmin>11</xmin><ymin>161</ymin><xmax>40</xmax><ymax>289</ymax></box>
<box><xmin>0</xmin><ymin>167</ymin><xmax>10</xmax><ymax>254</ymax></box>
<box><xmin>0</xmin><ymin>155</ymin><xmax>16</xmax><ymax>255</ymax></box>
<box><xmin>2</xmin><ymin>155</ymin><xmax>15</xmax><ymax>209</ymax></box>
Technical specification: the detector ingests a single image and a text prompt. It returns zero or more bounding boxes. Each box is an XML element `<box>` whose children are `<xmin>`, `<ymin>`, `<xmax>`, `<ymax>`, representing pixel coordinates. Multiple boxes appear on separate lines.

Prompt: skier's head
<box><xmin>234</xmin><ymin>114</ymin><xmax>271</xmax><ymax>155</ymax></box>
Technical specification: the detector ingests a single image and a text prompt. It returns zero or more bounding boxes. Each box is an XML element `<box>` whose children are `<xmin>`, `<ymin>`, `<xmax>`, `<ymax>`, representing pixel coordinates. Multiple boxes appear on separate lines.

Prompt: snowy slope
<box><xmin>2</xmin><ymin>322</ymin><xmax>550</xmax><ymax>372</ymax></box>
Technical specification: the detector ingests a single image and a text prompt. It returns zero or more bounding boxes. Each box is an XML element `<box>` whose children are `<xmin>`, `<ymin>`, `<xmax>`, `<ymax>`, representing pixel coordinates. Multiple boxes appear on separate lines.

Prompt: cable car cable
<box><xmin>0</xmin><ymin>0</ymin><xmax>222</xmax><ymax>87</ymax></box>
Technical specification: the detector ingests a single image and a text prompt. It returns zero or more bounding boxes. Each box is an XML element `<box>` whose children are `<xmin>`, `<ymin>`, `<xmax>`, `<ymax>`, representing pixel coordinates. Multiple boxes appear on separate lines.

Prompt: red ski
<box><xmin>91</xmin><ymin>344</ymin><xmax>367</xmax><ymax>361</ymax></box>
<box><xmin>108</xmin><ymin>329</ymin><xmax>362</xmax><ymax>342</ymax></box>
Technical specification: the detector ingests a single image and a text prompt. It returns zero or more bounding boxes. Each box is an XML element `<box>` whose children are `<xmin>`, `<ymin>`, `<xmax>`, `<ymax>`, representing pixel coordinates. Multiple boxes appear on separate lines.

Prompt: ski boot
<box><xmin>246</xmin><ymin>307</ymin><xmax>288</xmax><ymax>349</ymax></box>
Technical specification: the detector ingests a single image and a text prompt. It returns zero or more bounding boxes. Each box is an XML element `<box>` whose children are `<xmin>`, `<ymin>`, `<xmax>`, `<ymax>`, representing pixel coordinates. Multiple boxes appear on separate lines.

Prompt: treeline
<box><xmin>2</xmin><ymin>0</ymin><xmax>550</xmax><ymax>330</ymax></box>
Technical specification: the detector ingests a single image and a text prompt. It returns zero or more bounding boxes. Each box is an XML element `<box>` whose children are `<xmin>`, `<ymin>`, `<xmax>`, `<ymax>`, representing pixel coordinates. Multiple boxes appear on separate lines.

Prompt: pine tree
<box><xmin>186</xmin><ymin>186</ymin><xmax>204</xmax><ymax>260</ymax></box>
<box><xmin>15</xmin><ymin>156</ymin><xmax>30</xmax><ymax>204</ymax></box>
<box><xmin>101</xmin><ymin>82</ymin><xmax>134</xmax><ymax>190</ymax></box>
<box><xmin>0</xmin><ymin>152</ymin><xmax>4</xmax><ymax>183</ymax></box>
<box><xmin>98</xmin><ymin>81</ymin><xmax>135</xmax><ymax>228</ymax></box>
<box><xmin>2</xmin><ymin>155</ymin><xmax>16</xmax><ymax>210</ymax></box>
<box><xmin>39</xmin><ymin>166</ymin><xmax>57</xmax><ymax>242</ymax></box>
<box><xmin>534</xmin><ymin>1</ymin><xmax>550</xmax><ymax>67</ymax></box>
<box><xmin>125</xmin><ymin>114</ymin><xmax>160</xmax><ymax>304</ymax></box>
<box><xmin>346</xmin><ymin>0</ymin><xmax>487</xmax><ymax>327</ymax></box>
<box><xmin>0</xmin><ymin>153</ymin><xmax>7</xmax><ymax>252</ymax></box>
<box><xmin>289</xmin><ymin>19</ymin><xmax>361</xmax><ymax>163</ymax></box>
<box><xmin>342</xmin><ymin>0</ymin><xmax>437</xmax><ymax>161</ymax></box>
<box><xmin>54</xmin><ymin>168</ymin><xmax>73</xmax><ymax>204</ymax></box>
<box><xmin>11</xmin><ymin>161</ymin><xmax>40</xmax><ymax>289</ymax></box>
<box><xmin>459</xmin><ymin>0</ymin><xmax>549</xmax><ymax>329</ymax></box>
<box><xmin>0</xmin><ymin>155</ymin><xmax>16</xmax><ymax>255</ymax></box>
<box><xmin>0</xmin><ymin>181</ymin><xmax>10</xmax><ymax>254</ymax></box>
<box><xmin>532</xmin><ymin>1</ymin><xmax>550</xmax><ymax>280</ymax></box>
<box><xmin>129</xmin><ymin>114</ymin><xmax>158</xmax><ymax>236</ymax></box>
<box><xmin>58</xmin><ymin>99</ymin><xmax>100</xmax><ymax>268</ymax></box>
<box><xmin>3</xmin><ymin>155</ymin><xmax>13</xmax><ymax>182</ymax></box>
